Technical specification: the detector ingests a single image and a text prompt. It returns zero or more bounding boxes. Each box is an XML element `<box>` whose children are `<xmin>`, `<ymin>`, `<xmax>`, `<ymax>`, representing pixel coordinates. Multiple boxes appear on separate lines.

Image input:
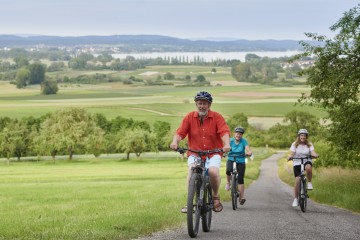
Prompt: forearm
<box><xmin>221</xmin><ymin>133</ymin><xmax>230</xmax><ymax>151</ymax></box>
<box><xmin>245</xmin><ymin>146</ymin><xmax>252</xmax><ymax>155</ymax></box>
<box><xmin>170</xmin><ymin>134</ymin><xmax>182</xmax><ymax>149</ymax></box>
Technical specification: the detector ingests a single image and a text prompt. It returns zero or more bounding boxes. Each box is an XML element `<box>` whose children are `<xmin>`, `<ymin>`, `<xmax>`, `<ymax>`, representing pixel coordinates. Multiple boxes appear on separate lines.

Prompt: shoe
<box><xmin>239</xmin><ymin>198</ymin><xmax>246</xmax><ymax>205</ymax></box>
<box><xmin>181</xmin><ymin>206</ymin><xmax>187</xmax><ymax>213</ymax></box>
<box><xmin>307</xmin><ymin>182</ymin><xmax>313</xmax><ymax>190</ymax></box>
<box><xmin>292</xmin><ymin>198</ymin><xmax>298</xmax><ymax>207</ymax></box>
<box><xmin>225</xmin><ymin>182</ymin><xmax>230</xmax><ymax>191</ymax></box>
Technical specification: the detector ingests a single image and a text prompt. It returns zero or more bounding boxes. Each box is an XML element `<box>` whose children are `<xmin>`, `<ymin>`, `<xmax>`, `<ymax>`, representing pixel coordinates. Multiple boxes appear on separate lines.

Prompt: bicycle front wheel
<box><xmin>299</xmin><ymin>177</ymin><xmax>307</xmax><ymax>212</ymax></box>
<box><xmin>201</xmin><ymin>176</ymin><xmax>213</xmax><ymax>232</ymax></box>
<box><xmin>231</xmin><ymin>174</ymin><xmax>238</xmax><ymax>210</ymax></box>
<box><xmin>187</xmin><ymin>173</ymin><xmax>201</xmax><ymax>238</ymax></box>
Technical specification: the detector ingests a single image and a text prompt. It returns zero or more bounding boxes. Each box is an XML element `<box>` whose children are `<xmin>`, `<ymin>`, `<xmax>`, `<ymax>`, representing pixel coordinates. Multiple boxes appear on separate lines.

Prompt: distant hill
<box><xmin>0</xmin><ymin>34</ymin><xmax>307</xmax><ymax>52</ymax></box>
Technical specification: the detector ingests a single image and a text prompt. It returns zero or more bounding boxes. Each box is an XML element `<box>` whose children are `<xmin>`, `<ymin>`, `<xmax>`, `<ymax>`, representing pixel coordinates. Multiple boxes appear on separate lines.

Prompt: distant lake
<box><xmin>111</xmin><ymin>51</ymin><xmax>302</xmax><ymax>62</ymax></box>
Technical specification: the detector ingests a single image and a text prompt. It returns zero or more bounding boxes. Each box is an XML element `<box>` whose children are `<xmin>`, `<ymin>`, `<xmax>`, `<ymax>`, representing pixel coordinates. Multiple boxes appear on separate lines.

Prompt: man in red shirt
<box><xmin>170</xmin><ymin>91</ymin><xmax>230</xmax><ymax>213</ymax></box>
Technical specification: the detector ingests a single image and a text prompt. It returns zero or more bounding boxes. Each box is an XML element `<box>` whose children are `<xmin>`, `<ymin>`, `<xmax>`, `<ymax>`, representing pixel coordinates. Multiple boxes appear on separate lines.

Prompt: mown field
<box><xmin>0</xmin><ymin>148</ymin><xmax>272</xmax><ymax>240</ymax></box>
<box><xmin>0</xmin><ymin>65</ymin><xmax>325</xmax><ymax>130</ymax></box>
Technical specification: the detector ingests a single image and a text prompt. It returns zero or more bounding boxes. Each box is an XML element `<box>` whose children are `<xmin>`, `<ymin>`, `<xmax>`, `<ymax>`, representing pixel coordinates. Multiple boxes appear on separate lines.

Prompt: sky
<box><xmin>0</xmin><ymin>0</ymin><xmax>358</xmax><ymax>40</ymax></box>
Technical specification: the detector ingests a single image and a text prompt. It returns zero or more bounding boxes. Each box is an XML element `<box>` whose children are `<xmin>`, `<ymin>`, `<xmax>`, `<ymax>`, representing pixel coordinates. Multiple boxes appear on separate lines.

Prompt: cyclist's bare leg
<box><xmin>208</xmin><ymin>166</ymin><xmax>221</xmax><ymax>208</ymax></box>
<box><xmin>226</xmin><ymin>175</ymin><xmax>231</xmax><ymax>185</ymax></box>
<box><xmin>238</xmin><ymin>184</ymin><xmax>245</xmax><ymax>199</ymax></box>
<box><xmin>305</xmin><ymin>165</ymin><xmax>312</xmax><ymax>182</ymax></box>
<box><xmin>294</xmin><ymin>176</ymin><xmax>300</xmax><ymax>198</ymax></box>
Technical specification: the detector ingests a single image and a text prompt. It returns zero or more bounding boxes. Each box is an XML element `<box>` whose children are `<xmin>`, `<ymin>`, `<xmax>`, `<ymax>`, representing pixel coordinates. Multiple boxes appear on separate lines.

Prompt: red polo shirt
<box><xmin>176</xmin><ymin>109</ymin><xmax>230</xmax><ymax>157</ymax></box>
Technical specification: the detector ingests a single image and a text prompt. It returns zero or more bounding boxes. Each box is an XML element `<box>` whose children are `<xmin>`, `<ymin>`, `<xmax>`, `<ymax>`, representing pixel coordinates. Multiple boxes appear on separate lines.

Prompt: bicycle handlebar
<box><xmin>227</xmin><ymin>153</ymin><xmax>252</xmax><ymax>158</ymax></box>
<box><xmin>288</xmin><ymin>155</ymin><xmax>319</xmax><ymax>161</ymax></box>
<box><xmin>175</xmin><ymin>147</ymin><xmax>223</xmax><ymax>155</ymax></box>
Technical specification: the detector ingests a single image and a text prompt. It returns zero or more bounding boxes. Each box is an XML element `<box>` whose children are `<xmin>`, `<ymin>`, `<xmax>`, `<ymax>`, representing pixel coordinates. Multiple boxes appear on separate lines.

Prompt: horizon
<box><xmin>1</xmin><ymin>0</ymin><xmax>359</xmax><ymax>41</ymax></box>
<box><xmin>0</xmin><ymin>33</ymin><xmax>313</xmax><ymax>42</ymax></box>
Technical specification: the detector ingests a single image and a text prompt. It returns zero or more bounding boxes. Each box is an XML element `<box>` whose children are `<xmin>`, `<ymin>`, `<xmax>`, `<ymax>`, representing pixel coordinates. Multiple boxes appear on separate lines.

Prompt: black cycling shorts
<box><xmin>293</xmin><ymin>162</ymin><xmax>312</xmax><ymax>177</ymax></box>
<box><xmin>226</xmin><ymin>161</ymin><xmax>246</xmax><ymax>184</ymax></box>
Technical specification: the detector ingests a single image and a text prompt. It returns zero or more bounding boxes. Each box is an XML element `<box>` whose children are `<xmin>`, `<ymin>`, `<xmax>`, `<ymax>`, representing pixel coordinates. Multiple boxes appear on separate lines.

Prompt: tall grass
<box><xmin>278</xmin><ymin>157</ymin><xmax>360</xmax><ymax>213</ymax></box>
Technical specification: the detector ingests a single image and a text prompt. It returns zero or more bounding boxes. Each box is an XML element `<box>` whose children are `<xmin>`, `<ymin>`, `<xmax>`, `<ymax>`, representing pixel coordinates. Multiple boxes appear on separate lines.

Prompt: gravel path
<box><xmin>138</xmin><ymin>152</ymin><xmax>360</xmax><ymax>240</ymax></box>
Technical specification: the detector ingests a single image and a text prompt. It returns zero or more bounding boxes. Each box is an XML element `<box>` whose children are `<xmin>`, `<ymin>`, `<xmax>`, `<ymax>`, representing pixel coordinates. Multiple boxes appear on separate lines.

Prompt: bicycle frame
<box><xmin>176</xmin><ymin>147</ymin><xmax>223</xmax><ymax>238</ymax></box>
<box><xmin>227</xmin><ymin>153</ymin><xmax>249</xmax><ymax>210</ymax></box>
<box><xmin>289</xmin><ymin>156</ymin><xmax>314</xmax><ymax>212</ymax></box>
<box><xmin>298</xmin><ymin>158</ymin><xmax>308</xmax><ymax>212</ymax></box>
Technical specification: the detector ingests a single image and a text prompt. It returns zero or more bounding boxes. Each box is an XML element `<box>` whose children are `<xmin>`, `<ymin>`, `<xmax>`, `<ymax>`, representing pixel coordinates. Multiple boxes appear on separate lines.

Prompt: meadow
<box><xmin>0</xmin><ymin>64</ymin><xmax>324</xmax><ymax>131</ymax></box>
<box><xmin>0</xmin><ymin>149</ymin><xmax>272</xmax><ymax>240</ymax></box>
<box><xmin>0</xmin><ymin>64</ymin><xmax>348</xmax><ymax>240</ymax></box>
<box><xmin>277</xmin><ymin>157</ymin><xmax>360</xmax><ymax>213</ymax></box>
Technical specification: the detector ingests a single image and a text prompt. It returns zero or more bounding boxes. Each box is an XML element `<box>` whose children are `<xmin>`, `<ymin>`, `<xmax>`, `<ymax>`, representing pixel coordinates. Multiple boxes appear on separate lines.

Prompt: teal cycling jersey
<box><xmin>228</xmin><ymin>137</ymin><xmax>248</xmax><ymax>163</ymax></box>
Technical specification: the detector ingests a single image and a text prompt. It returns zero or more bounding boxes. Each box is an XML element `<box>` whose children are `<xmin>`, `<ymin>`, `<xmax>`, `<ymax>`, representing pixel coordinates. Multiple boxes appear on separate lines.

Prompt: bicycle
<box><xmin>227</xmin><ymin>153</ymin><xmax>251</xmax><ymax>210</ymax></box>
<box><xmin>288</xmin><ymin>155</ymin><xmax>317</xmax><ymax>212</ymax></box>
<box><xmin>176</xmin><ymin>147</ymin><xmax>223</xmax><ymax>238</ymax></box>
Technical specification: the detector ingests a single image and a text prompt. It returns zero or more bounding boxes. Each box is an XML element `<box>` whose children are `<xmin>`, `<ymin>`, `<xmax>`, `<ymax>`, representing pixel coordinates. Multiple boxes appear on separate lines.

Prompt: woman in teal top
<box><xmin>225</xmin><ymin>127</ymin><xmax>252</xmax><ymax>205</ymax></box>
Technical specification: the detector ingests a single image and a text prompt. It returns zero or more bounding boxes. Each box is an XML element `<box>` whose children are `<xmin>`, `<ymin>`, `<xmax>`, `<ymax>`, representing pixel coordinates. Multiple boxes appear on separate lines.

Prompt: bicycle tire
<box><xmin>201</xmin><ymin>177</ymin><xmax>213</xmax><ymax>232</ymax></box>
<box><xmin>187</xmin><ymin>172</ymin><xmax>201</xmax><ymax>238</ymax></box>
<box><xmin>299</xmin><ymin>177</ymin><xmax>307</xmax><ymax>212</ymax></box>
<box><xmin>231</xmin><ymin>174</ymin><xmax>238</xmax><ymax>210</ymax></box>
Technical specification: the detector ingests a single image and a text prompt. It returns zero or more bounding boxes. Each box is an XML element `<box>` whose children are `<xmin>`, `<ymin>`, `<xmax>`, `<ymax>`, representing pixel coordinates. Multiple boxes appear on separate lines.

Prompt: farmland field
<box><xmin>0</xmin><ymin>65</ymin><xmax>325</xmax><ymax>130</ymax></box>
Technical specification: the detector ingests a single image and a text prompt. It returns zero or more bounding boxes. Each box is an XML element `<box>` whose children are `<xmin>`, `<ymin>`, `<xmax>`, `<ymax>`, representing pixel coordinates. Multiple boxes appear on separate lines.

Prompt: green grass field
<box><xmin>0</xmin><ymin>148</ymin><xmax>272</xmax><ymax>240</ymax></box>
<box><xmin>277</xmin><ymin>157</ymin><xmax>360</xmax><ymax>213</ymax></box>
<box><xmin>0</xmin><ymin>69</ymin><xmax>325</xmax><ymax>130</ymax></box>
<box><xmin>0</xmin><ymin>63</ymin><xmax>357</xmax><ymax>239</ymax></box>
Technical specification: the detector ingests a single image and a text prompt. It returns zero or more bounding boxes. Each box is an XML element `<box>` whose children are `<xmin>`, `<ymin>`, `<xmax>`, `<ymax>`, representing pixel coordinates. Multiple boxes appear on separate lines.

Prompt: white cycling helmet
<box><xmin>298</xmin><ymin>129</ymin><xmax>309</xmax><ymax>135</ymax></box>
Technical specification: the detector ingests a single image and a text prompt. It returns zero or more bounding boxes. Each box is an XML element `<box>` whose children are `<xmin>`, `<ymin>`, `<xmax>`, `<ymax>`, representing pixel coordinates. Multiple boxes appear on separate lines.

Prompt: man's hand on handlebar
<box><xmin>222</xmin><ymin>145</ymin><xmax>231</xmax><ymax>153</ymax></box>
<box><xmin>169</xmin><ymin>143</ymin><xmax>178</xmax><ymax>151</ymax></box>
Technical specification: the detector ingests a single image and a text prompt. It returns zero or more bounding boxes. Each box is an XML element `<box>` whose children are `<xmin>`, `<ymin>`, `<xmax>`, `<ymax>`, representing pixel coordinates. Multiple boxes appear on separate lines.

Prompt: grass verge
<box><xmin>278</xmin><ymin>157</ymin><xmax>360</xmax><ymax>213</ymax></box>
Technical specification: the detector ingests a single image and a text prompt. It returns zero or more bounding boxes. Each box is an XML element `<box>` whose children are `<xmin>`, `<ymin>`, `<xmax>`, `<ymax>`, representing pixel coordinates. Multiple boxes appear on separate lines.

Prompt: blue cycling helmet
<box><xmin>194</xmin><ymin>91</ymin><xmax>213</xmax><ymax>103</ymax></box>
<box><xmin>235</xmin><ymin>127</ymin><xmax>245</xmax><ymax>134</ymax></box>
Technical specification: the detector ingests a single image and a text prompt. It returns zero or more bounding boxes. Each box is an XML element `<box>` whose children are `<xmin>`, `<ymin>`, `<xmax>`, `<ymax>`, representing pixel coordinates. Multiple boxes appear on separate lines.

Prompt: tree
<box><xmin>41</xmin><ymin>79</ymin><xmax>58</xmax><ymax>95</ymax></box>
<box><xmin>0</xmin><ymin>120</ymin><xmax>30</xmax><ymax>161</ymax></box>
<box><xmin>153</xmin><ymin>121</ymin><xmax>171</xmax><ymax>151</ymax></box>
<box><xmin>28</xmin><ymin>63</ymin><xmax>46</xmax><ymax>84</ymax></box>
<box><xmin>245</xmin><ymin>53</ymin><xmax>261</xmax><ymax>62</ymax></box>
<box><xmin>35</xmin><ymin>108</ymin><xmax>104</xmax><ymax>160</ymax></box>
<box><xmin>296</xmin><ymin>4</ymin><xmax>360</xmax><ymax>167</ymax></box>
<box><xmin>226</xmin><ymin>113</ymin><xmax>249</xmax><ymax>132</ymax></box>
<box><xmin>13</xmin><ymin>56</ymin><xmax>29</xmax><ymax>69</ymax></box>
<box><xmin>231</xmin><ymin>62</ymin><xmax>252</xmax><ymax>82</ymax></box>
<box><xmin>15</xmin><ymin>68</ymin><xmax>30</xmax><ymax>88</ymax></box>
<box><xmin>163</xmin><ymin>72</ymin><xmax>175</xmax><ymax>80</ymax></box>
<box><xmin>266</xmin><ymin>111</ymin><xmax>321</xmax><ymax>148</ymax></box>
<box><xmin>116</xmin><ymin>128</ymin><xmax>157</xmax><ymax>160</ymax></box>
<box><xmin>97</xmin><ymin>53</ymin><xmax>113</xmax><ymax>67</ymax></box>
<box><xmin>195</xmin><ymin>75</ymin><xmax>206</xmax><ymax>82</ymax></box>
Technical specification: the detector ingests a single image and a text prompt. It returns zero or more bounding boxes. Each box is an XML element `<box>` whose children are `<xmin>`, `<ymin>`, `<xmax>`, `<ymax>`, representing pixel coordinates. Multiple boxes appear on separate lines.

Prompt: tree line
<box><xmin>0</xmin><ymin>108</ymin><xmax>172</xmax><ymax>162</ymax></box>
<box><xmin>1</xmin><ymin>107</ymin><xmax>357</xmax><ymax>168</ymax></box>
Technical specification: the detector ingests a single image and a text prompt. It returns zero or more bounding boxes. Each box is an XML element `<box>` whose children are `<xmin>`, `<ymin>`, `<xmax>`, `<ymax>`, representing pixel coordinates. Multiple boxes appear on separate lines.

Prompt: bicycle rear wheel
<box><xmin>299</xmin><ymin>177</ymin><xmax>307</xmax><ymax>212</ymax></box>
<box><xmin>187</xmin><ymin>173</ymin><xmax>201</xmax><ymax>238</ymax></box>
<box><xmin>201</xmin><ymin>177</ymin><xmax>213</xmax><ymax>232</ymax></box>
<box><xmin>231</xmin><ymin>174</ymin><xmax>238</xmax><ymax>210</ymax></box>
